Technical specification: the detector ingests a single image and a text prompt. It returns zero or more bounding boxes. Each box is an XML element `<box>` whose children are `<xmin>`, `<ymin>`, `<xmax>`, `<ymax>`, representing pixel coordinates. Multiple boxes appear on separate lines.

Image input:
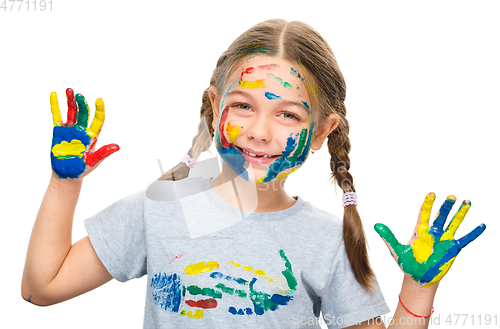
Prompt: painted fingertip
<box><xmin>66</xmin><ymin>88</ymin><xmax>74</xmax><ymax>96</ymax></box>
<box><xmin>50</xmin><ymin>92</ymin><xmax>58</xmax><ymax>103</ymax></box>
<box><xmin>95</xmin><ymin>98</ymin><xmax>104</xmax><ymax>106</ymax></box>
<box><xmin>462</xmin><ymin>200</ymin><xmax>471</xmax><ymax>206</ymax></box>
<box><xmin>426</xmin><ymin>192</ymin><xmax>436</xmax><ymax>199</ymax></box>
<box><xmin>446</xmin><ymin>195</ymin><xmax>457</xmax><ymax>202</ymax></box>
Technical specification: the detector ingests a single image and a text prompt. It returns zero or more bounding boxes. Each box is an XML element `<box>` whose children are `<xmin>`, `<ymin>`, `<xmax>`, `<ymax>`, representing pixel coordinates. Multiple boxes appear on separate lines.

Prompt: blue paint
<box><xmin>265</xmin><ymin>92</ymin><xmax>282</xmax><ymax>100</ymax></box>
<box><xmin>151</xmin><ymin>272</ymin><xmax>182</xmax><ymax>313</ymax></box>
<box><xmin>290</xmin><ymin>67</ymin><xmax>305</xmax><ymax>82</ymax></box>
<box><xmin>210</xmin><ymin>271</ymin><xmax>249</xmax><ymax>285</ymax></box>
<box><xmin>28</xmin><ymin>295</ymin><xmax>32</xmax><ymax>303</ymax></box>
<box><xmin>51</xmin><ymin>126</ymin><xmax>91</xmax><ymax>179</ymax></box>
<box><xmin>228</xmin><ymin>306</ymin><xmax>237</xmax><ymax>315</ymax></box>
<box><xmin>301</xmin><ymin>101</ymin><xmax>310</xmax><ymax>110</ymax></box>
<box><xmin>429</xmin><ymin>198</ymin><xmax>455</xmax><ymax>237</ymax></box>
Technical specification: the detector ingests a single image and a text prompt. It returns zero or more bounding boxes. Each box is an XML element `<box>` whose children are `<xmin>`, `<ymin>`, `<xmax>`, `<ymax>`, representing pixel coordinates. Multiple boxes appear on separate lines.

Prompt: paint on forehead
<box><xmin>239</xmin><ymin>67</ymin><xmax>267</xmax><ymax>89</ymax></box>
<box><xmin>267</xmin><ymin>73</ymin><xmax>292</xmax><ymax>90</ymax></box>
<box><xmin>265</xmin><ymin>92</ymin><xmax>282</xmax><ymax>100</ymax></box>
<box><xmin>290</xmin><ymin>67</ymin><xmax>305</xmax><ymax>82</ymax></box>
<box><xmin>258</xmin><ymin>64</ymin><xmax>279</xmax><ymax>71</ymax></box>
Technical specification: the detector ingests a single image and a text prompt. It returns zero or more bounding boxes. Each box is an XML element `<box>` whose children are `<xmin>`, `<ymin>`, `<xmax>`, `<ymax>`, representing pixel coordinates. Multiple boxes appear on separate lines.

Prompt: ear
<box><xmin>311</xmin><ymin>113</ymin><xmax>340</xmax><ymax>151</ymax></box>
<box><xmin>208</xmin><ymin>86</ymin><xmax>221</xmax><ymax>130</ymax></box>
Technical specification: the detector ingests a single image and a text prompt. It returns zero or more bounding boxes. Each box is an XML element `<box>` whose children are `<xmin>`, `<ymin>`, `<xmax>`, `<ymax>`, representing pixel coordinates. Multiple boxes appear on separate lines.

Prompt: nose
<box><xmin>245</xmin><ymin>114</ymin><xmax>272</xmax><ymax>142</ymax></box>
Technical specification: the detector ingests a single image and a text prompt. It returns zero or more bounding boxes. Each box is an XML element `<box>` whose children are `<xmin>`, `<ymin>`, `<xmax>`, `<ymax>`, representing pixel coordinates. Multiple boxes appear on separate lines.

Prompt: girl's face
<box><xmin>213</xmin><ymin>56</ymin><xmax>318</xmax><ymax>184</ymax></box>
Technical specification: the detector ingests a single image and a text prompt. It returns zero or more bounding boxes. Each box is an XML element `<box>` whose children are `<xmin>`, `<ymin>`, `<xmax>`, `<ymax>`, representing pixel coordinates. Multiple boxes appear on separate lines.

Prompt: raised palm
<box><xmin>50</xmin><ymin>88</ymin><xmax>119</xmax><ymax>179</ymax></box>
<box><xmin>374</xmin><ymin>193</ymin><xmax>486</xmax><ymax>287</ymax></box>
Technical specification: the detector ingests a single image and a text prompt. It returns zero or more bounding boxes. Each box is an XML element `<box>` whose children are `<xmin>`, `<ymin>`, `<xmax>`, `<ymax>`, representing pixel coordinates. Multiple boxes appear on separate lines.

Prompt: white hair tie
<box><xmin>181</xmin><ymin>153</ymin><xmax>196</xmax><ymax>169</ymax></box>
<box><xmin>342</xmin><ymin>192</ymin><xmax>357</xmax><ymax>207</ymax></box>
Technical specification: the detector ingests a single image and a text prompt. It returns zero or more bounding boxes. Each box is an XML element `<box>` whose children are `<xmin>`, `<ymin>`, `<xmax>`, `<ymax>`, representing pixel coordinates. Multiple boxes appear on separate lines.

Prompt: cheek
<box><xmin>216</xmin><ymin>107</ymin><xmax>244</xmax><ymax>146</ymax></box>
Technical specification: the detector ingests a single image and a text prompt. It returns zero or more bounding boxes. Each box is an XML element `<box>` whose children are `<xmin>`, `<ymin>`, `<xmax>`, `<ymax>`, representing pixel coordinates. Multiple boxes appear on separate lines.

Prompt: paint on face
<box><xmin>215</xmin><ymin>59</ymin><xmax>317</xmax><ymax>184</ymax></box>
<box><xmin>267</xmin><ymin>73</ymin><xmax>293</xmax><ymax>89</ymax></box>
<box><xmin>374</xmin><ymin>193</ymin><xmax>486</xmax><ymax>287</ymax></box>
<box><xmin>151</xmin><ymin>249</ymin><xmax>296</xmax><ymax>319</ymax></box>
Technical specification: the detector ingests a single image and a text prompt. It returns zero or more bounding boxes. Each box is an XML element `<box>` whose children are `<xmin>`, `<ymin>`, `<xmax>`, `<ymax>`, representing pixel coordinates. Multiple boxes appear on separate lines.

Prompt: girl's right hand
<box><xmin>50</xmin><ymin>88</ymin><xmax>119</xmax><ymax>179</ymax></box>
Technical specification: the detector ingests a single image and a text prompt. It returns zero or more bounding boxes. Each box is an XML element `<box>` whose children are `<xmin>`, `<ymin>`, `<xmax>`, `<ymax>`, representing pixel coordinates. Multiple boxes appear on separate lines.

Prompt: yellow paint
<box><xmin>187</xmin><ymin>310</ymin><xmax>193</xmax><ymax>318</ymax></box>
<box><xmin>87</xmin><ymin>98</ymin><xmax>105</xmax><ymax>138</ymax></box>
<box><xmin>441</xmin><ymin>203</ymin><xmax>470</xmax><ymax>241</ymax></box>
<box><xmin>276</xmin><ymin>167</ymin><xmax>299</xmax><ymax>180</ymax></box>
<box><xmin>227</xmin><ymin>261</ymin><xmax>273</xmax><ymax>283</ymax></box>
<box><xmin>50</xmin><ymin>92</ymin><xmax>62</xmax><ymax>126</ymax></box>
<box><xmin>194</xmin><ymin>309</ymin><xmax>204</xmax><ymax>319</ymax></box>
<box><xmin>226</xmin><ymin>120</ymin><xmax>242</xmax><ymax>143</ymax></box>
<box><xmin>51</xmin><ymin>140</ymin><xmax>86</xmax><ymax>157</ymax></box>
<box><xmin>424</xmin><ymin>256</ymin><xmax>456</xmax><ymax>287</ymax></box>
<box><xmin>239</xmin><ymin>79</ymin><xmax>266</xmax><ymax>89</ymax></box>
<box><xmin>184</xmin><ymin>261</ymin><xmax>219</xmax><ymax>275</ymax></box>
<box><xmin>412</xmin><ymin>193</ymin><xmax>435</xmax><ymax>263</ymax></box>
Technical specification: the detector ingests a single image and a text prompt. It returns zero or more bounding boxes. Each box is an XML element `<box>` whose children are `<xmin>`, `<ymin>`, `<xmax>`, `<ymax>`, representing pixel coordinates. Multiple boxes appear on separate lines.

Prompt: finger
<box><xmin>440</xmin><ymin>200</ymin><xmax>470</xmax><ymax>241</ymax></box>
<box><xmin>50</xmin><ymin>91</ymin><xmax>63</xmax><ymax>126</ymax></box>
<box><xmin>417</xmin><ymin>192</ymin><xmax>435</xmax><ymax>231</ymax></box>
<box><xmin>84</xmin><ymin>143</ymin><xmax>120</xmax><ymax>167</ymax></box>
<box><xmin>374</xmin><ymin>223</ymin><xmax>403</xmax><ymax>258</ymax></box>
<box><xmin>456</xmin><ymin>223</ymin><xmax>486</xmax><ymax>249</ymax></box>
<box><xmin>87</xmin><ymin>98</ymin><xmax>105</xmax><ymax>139</ymax></box>
<box><xmin>430</xmin><ymin>195</ymin><xmax>456</xmax><ymax>238</ymax></box>
<box><xmin>66</xmin><ymin>88</ymin><xmax>78</xmax><ymax>126</ymax></box>
<box><xmin>75</xmin><ymin>93</ymin><xmax>90</xmax><ymax>130</ymax></box>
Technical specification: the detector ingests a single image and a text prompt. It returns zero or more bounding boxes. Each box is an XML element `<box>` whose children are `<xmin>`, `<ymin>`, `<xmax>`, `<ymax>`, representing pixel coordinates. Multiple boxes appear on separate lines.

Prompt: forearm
<box><xmin>21</xmin><ymin>172</ymin><xmax>83</xmax><ymax>303</ymax></box>
<box><xmin>388</xmin><ymin>274</ymin><xmax>438</xmax><ymax>329</ymax></box>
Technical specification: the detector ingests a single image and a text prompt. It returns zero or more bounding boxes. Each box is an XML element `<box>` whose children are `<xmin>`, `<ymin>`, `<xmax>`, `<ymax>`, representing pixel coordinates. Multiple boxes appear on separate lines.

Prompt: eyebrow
<box><xmin>226</xmin><ymin>89</ymin><xmax>311</xmax><ymax>114</ymax></box>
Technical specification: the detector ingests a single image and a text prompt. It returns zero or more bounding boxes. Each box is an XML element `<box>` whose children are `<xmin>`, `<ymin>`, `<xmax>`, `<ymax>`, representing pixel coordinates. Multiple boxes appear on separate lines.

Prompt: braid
<box><xmin>327</xmin><ymin>101</ymin><xmax>375</xmax><ymax>291</ymax></box>
<box><xmin>158</xmin><ymin>88</ymin><xmax>214</xmax><ymax>181</ymax></box>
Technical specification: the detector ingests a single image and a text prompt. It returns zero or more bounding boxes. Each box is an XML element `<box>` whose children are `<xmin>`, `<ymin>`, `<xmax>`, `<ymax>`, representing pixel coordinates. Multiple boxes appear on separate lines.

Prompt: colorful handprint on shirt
<box><xmin>151</xmin><ymin>249</ymin><xmax>296</xmax><ymax>319</ymax></box>
<box><xmin>374</xmin><ymin>193</ymin><xmax>486</xmax><ymax>287</ymax></box>
<box><xmin>50</xmin><ymin>88</ymin><xmax>119</xmax><ymax>178</ymax></box>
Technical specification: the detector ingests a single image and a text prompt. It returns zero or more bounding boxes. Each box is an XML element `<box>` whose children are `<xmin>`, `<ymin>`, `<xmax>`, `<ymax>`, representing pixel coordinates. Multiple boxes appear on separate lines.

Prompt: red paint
<box><xmin>258</xmin><ymin>64</ymin><xmax>278</xmax><ymax>70</ymax></box>
<box><xmin>84</xmin><ymin>143</ymin><xmax>120</xmax><ymax>167</ymax></box>
<box><xmin>218</xmin><ymin>107</ymin><xmax>231</xmax><ymax>148</ymax></box>
<box><xmin>240</xmin><ymin>67</ymin><xmax>255</xmax><ymax>81</ymax></box>
<box><xmin>66</xmin><ymin>88</ymin><xmax>77</xmax><ymax>126</ymax></box>
<box><xmin>168</xmin><ymin>253</ymin><xmax>184</xmax><ymax>264</ymax></box>
<box><xmin>185</xmin><ymin>298</ymin><xmax>218</xmax><ymax>309</ymax></box>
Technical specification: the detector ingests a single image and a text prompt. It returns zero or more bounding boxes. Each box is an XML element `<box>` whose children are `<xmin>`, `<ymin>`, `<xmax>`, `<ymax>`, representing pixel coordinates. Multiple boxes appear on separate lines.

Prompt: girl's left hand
<box><xmin>374</xmin><ymin>192</ymin><xmax>486</xmax><ymax>287</ymax></box>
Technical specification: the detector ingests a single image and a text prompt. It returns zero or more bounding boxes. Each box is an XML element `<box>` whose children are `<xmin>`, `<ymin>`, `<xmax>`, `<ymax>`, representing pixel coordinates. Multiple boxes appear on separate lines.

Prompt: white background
<box><xmin>1</xmin><ymin>0</ymin><xmax>499</xmax><ymax>328</ymax></box>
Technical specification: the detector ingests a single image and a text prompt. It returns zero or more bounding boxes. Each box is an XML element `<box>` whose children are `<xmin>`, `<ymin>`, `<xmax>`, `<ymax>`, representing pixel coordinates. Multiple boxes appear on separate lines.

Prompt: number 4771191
<box><xmin>1</xmin><ymin>0</ymin><xmax>53</xmax><ymax>11</ymax></box>
<box><xmin>445</xmin><ymin>314</ymin><xmax>497</xmax><ymax>326</ymax></box>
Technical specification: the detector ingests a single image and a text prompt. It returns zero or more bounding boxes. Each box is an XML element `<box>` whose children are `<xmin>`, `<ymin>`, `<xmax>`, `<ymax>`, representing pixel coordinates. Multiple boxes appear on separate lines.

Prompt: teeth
<box><xmin>241</xmin><ymin>148</ymin><xmax>275</xmax><ymax>158</ymax></box>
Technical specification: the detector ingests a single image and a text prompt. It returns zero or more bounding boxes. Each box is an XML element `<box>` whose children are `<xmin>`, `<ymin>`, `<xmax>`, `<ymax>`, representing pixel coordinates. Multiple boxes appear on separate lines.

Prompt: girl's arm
<box><xmin>21</xmin><ymin>173</ymin><xmax>113</xmax><ymax>306</ymax></box>
<box><xmin>22</xmin><ymin>89</ymin><xmax>119</xmax><ymax>306</ymax></box>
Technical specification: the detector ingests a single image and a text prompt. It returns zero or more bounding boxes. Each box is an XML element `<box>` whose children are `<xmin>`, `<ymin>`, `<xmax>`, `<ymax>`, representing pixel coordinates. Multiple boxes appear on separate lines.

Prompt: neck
<box><xmin>209</xmin><ymin>163</ymin><xmax>296</xmax><ymax>213</ymax></box>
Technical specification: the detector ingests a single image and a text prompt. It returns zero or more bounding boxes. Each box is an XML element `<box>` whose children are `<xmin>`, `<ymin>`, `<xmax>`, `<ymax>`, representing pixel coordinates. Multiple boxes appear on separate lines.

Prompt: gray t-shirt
<box><xmin>85</xmin><ymin>177</ymin><xmax>390</xmax><ymax>328</ymax></box>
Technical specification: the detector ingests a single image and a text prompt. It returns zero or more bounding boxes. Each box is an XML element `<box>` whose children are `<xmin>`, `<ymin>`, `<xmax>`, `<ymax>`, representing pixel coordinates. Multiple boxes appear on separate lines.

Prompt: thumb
<box><xmin>84</xmin><ymin>143</ymin><xmax>120</xmax><ymax>167</ymax></box>
<box><xmin>374</xmin><ymin>223</ymin><xmax>402</xmax><ymax>259</ymax></box>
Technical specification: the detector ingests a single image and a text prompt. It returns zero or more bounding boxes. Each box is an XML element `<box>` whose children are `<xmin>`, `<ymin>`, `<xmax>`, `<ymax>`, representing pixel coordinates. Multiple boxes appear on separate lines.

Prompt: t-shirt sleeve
<box><xmin>84</xmin><ymin>190</ymin><xmax>147</xmax><ymax>282</ymax></box>
<box><xmin>320</xmin><ymin>239</ymin><xmax>391</xmax><ymax>328</ymax></box>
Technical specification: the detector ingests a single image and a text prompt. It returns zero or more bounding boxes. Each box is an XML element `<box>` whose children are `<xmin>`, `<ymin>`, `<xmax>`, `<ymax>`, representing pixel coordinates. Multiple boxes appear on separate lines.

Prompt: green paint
<box><xmin>267</xmin><ymin>73</ymin><xmax>293</xmax><ymax>89</ymax></box>
<box><xmin>374</xmin><ymin>223</ymin><xmax>453</xmax><ymax>283</ymax></box>
<box><xmin>185</xmin><ymin>285</ymin><xmax>222</xmax><ymax>299</ymax></box>
<box><xmin>279</xmin><ymin>249</ymin><xmax>297</xmax><ymax>291</ymax></box>
<box><xmin>215</xmin><ymin>283</ymin><xmax>247</xmax><ymax>298</ymax></box>
<box><xmin>287</xmin><ymin>129</ymin><xmax>308</xmax><ymax>163</ymax></box>
<box><xmin>75</xmin><ymin>94</ymin><xmax>89</xmax><ymax>130</ymax></box>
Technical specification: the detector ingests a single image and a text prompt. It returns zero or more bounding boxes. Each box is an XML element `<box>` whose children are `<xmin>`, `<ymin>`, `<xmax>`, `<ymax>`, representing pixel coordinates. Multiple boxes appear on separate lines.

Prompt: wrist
<box><xmin>50</xmin><ymin>171</ymin><xmax>83</xmax><ymax>189</ymax></box>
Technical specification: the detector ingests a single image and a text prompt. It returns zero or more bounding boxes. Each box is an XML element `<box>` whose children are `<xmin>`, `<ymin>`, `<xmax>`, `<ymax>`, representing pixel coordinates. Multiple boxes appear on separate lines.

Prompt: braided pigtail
<box><xmin>327</xmin><ymin>102</ymin><xmax>375</xmax><ymax>291</ymax></box>
<box><xmin>159</xmin><ymin>88</ymin><xmax>214</xmax><ymax>181</ymax></box>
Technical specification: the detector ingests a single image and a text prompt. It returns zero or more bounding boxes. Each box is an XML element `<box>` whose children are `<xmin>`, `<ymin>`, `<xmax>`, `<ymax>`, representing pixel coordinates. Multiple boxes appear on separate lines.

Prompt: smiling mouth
<box><xmin>235</xmin><ymin>146</ymin><xmax>281</xmax><ymax>159</ymax></box>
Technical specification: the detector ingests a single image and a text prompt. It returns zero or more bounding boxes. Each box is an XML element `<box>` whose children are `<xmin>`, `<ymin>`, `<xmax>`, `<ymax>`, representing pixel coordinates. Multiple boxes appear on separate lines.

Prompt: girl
<box><xmin>21</xmin><ymin>19</ymin><xmax>485</xmax><ymax>328</ymax></box>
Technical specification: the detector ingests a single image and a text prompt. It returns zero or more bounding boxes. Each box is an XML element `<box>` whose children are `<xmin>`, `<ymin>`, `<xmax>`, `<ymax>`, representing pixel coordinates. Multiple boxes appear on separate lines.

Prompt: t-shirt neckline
<box><xmin>203</xmin><ymin>177</ymin><xmax>304</xmax><ymax>221</ymax></box>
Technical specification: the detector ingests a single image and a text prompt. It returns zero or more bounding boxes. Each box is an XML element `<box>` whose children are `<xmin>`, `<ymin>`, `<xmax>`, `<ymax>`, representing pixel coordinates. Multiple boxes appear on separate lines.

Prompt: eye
<box><xmin>279</xmin><ymin>112</ymin><xmax>299</xmax><ymax>121</ymax></box>
<box><xmin>235</xmin><ymin>103</ymin><xmax>251</xmax><ymax>111</ymax></box>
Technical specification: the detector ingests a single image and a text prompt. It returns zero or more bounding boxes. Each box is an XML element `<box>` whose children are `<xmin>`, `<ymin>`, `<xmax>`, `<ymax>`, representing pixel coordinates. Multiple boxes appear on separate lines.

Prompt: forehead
<box><xmin>227</xmin><ymin>56</ymin><xmax>312</xmax><ymax>106</ymax></box>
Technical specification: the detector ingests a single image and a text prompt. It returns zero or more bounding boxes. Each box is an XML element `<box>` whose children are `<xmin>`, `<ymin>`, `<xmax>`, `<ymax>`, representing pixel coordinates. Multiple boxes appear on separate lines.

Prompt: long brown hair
<box><xmin>159</xmin><ymin>19</ymin><xmax>375</xmax><ymax>291</ymax></box>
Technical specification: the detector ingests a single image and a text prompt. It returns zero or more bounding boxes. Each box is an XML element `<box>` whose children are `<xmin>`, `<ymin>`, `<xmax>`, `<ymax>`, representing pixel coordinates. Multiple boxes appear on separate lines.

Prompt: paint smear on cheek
<box><xmin>226</xmin><ymin>120</ymin><xmax>243</xmax><ymax>144</ymax></box>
